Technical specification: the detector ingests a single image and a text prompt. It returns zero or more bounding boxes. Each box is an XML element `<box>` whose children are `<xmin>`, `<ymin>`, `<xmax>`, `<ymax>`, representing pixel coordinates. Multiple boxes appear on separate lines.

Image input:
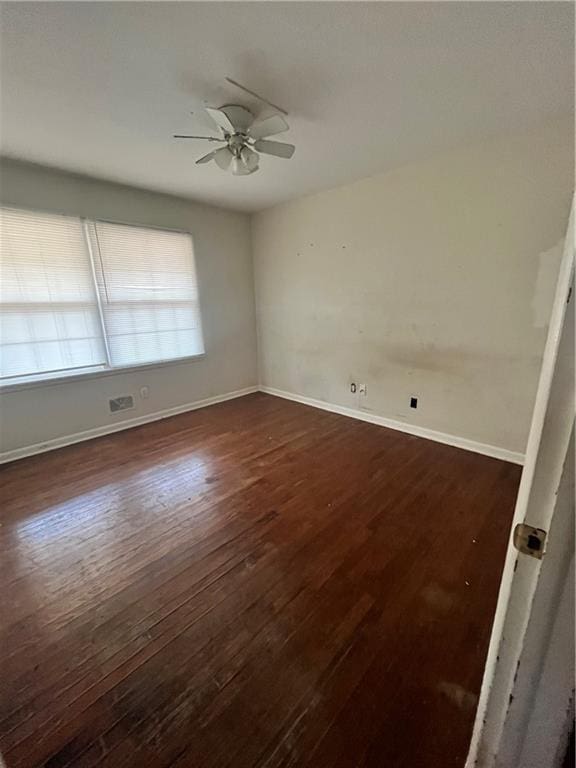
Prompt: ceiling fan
<box><xmin>174</xmin><ymin>83</ymin><xmax>295</xmax><ymax>176</ymax></box>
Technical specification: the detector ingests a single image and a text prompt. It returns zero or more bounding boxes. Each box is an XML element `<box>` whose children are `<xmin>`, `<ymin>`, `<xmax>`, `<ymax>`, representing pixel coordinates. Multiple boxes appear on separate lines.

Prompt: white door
<box><xmin>466</xmin><ymin>198</ymin><xmax>575</xmax><ymax>768</ymax></box>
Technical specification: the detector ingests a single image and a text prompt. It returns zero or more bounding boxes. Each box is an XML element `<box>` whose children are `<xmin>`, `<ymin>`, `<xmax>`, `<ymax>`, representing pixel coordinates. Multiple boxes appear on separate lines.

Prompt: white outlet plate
<box><xmin>359</xmin><ymin>384</ymin><xmax>367</xmax><ymax>395</ymax></box>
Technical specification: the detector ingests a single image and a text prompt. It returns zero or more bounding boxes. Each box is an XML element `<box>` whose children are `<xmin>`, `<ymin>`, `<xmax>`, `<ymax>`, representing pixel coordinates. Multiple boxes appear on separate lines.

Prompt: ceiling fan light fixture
<box><xmin>213</xmin><ymin>146</ymin><xmax>233</xmax><ymax>171</ymax></box>
<box><xmin>231</xmin><ymin>156</ymin><xmax>244</xmax><ymax>175</ymax></box>
<box><xmin>241</xmin><ymin>146</ymin><xmax>259</xmax><ymax>172</ymax></box>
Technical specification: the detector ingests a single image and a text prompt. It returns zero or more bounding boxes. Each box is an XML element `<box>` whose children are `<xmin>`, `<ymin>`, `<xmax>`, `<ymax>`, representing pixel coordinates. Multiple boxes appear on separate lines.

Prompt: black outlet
<box><xmin>410</xmin><ymin>397</ymin><xmax>418</xmax><ymax>409</ymax></box>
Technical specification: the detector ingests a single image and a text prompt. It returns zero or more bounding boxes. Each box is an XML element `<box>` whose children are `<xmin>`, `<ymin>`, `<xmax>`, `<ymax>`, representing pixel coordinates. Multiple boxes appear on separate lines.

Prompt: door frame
<box><xmin>466</xmin><ymin>196</ymin><xmax>575</xmax><ymax>767</ymax></box>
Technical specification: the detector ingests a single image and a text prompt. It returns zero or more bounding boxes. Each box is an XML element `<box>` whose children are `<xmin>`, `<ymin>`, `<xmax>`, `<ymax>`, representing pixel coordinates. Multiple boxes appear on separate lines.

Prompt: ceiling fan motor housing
<box><xmin>228</xmin><ymin>133</ymin><xmax>248</xmax><ymax>156</ymax></box>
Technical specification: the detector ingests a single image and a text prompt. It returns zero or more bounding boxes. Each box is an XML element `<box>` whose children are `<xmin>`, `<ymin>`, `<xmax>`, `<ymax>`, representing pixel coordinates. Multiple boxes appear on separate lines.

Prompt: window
<box><xmin>0</xmin><ymin>207</ymin><xmax>204</xmax><ymax>385</ymax></box>
<box><xmin>87</xmin><ymin>220</ymin><xmax>204</xmax><ymax>368</ymax></box>
<box><xmin>1</xmin><ymin>208</ymin><xmax>107</xmax><ymax>381</ymax></box>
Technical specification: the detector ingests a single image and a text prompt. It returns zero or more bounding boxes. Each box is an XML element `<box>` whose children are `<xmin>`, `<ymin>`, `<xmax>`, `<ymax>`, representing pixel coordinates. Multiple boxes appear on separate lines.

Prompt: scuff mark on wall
<box><xmin>253</xmin><ymin>120</ymin><xmax>573</xmax><ymax>453</ymax></box>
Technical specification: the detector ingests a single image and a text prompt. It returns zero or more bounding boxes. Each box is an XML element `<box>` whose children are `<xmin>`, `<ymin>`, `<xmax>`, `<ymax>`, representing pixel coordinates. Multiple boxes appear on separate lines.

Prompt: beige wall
<box><xmin>253</xmin><ymin>120</ymin><xmax>574</xmax><ymax>454</ymax></box>
<box><xmin>0</xmin><ymin>159</ymin><xmax>258</xmax><ymax>454</ymax></box>
<box><xmin>1</xmin><ymin>120</ymin><xmax>572</xmax><ymax>458</ymax></box>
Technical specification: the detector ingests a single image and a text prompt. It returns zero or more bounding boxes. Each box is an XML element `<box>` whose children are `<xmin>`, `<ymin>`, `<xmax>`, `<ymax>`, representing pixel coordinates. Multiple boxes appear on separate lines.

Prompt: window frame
<box><xmin>0</xmin><ymin>207</ymin><xmax>206</xmax><ymax>392</ymax></box>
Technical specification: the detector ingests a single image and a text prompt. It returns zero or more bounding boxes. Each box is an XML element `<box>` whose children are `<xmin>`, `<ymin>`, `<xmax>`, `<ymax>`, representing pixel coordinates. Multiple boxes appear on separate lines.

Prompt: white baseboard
<box><xmin>0</xmin><ymin>386</ymin><xmax>259</xmax><ymax>465</ymax></box>
<box><xmin>0</xmin><ymin>384</ymin><xmax>524</xmax><ymax>466</ymax></box>
<box><xmin>259</xmin><ymin>386</ymin><xmax>525</xmax><ymax>465</ymax></box>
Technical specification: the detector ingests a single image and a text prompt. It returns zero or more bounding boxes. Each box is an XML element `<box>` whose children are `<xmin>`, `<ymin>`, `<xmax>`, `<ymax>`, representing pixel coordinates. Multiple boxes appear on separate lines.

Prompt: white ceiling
<box><xmin>0</xmin><ymin>2</ymin><xmax>573</xmax><ymax>213</ymax></box>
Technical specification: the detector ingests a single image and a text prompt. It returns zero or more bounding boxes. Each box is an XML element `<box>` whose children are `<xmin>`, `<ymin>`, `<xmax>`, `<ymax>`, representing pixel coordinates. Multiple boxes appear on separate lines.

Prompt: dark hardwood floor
<box><xmin>0</xmin><ymin>393</ymin><xmax>521</xmax><ymax>768</ymax></box>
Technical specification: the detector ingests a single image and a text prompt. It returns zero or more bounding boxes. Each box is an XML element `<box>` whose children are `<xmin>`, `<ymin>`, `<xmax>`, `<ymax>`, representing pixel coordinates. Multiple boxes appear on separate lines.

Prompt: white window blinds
<box><xmin>87</xmin><ymin>221</ymin><xmax>204</xmax><ymax>368</ymax></box>
<box><xmin>0</xmin><ymin>208</ymin><xmax>106</xmax><ymax>380</ymax></box>
<box><xmin>0</xmin><ymin>207</ymin><xmax>204</xmax><ymax>384</ymax></box>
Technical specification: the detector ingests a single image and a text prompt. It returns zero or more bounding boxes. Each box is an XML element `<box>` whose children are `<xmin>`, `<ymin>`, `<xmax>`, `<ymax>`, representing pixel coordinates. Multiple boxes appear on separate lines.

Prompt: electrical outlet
<box><xmin>350</xmin><ymin>382</ymin><xmax>357</xmax><ymax>394</ymax></box>
<box><xmin>410</xmin><ymin>396</ymin><xmax>418</xmax><ymax>409</ymax></box>
<box><xmin>359</xmin><ymin>383</ymin><xmax>367</xmax><ymax>395</ymax></box>
<box><xmin>140</xmin><ymin>386</ymin><xmax>149</xmax><ymax>400</ymax></box>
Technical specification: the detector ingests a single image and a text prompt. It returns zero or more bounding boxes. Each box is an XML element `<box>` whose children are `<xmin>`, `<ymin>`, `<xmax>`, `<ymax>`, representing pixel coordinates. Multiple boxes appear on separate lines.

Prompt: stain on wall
<box><xmin>253</xmin><ymin>119</ymin><xmax>574</xmax><ymax>453</ymax></box>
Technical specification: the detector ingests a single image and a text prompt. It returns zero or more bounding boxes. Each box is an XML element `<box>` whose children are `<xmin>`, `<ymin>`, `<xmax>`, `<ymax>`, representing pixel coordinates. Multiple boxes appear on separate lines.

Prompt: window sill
<box><xmin>0</xmin><ymin>354</ymin><xmax>207</xmax><ymax>394</ymax></box>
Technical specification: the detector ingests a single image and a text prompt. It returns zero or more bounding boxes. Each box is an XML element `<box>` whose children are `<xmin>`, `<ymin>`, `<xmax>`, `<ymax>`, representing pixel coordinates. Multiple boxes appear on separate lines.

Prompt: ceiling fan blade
<box><xmin>240</xmin><ymin>146</ymin><xmax>259</xmax><ymax>172</ymax></box>
<box><xmin>174</xmin><ymin>135</ymin><xmax>226</xmax><ymax>142</ymax></box>
<box><xmin>195</xmin><ymin>150</ymin><xmax>218</xmax><ymax>165</ymax></box>
<box><xmin>249</xmin><ymin>115</ymin><xmax>289</xmax><ymax>140</ymax></box>
<box><xmin>205</xmin><ymin>107</ymin><xmax>235</xmax><ymax>134</ymax></box>
<box><xmin>213</xmin><ymin>146</ymin><xmax>234</xmax><ymax>171</ymax></box>
<box><xmin>225</xmin><ymin>78</ymin><xmax>289</xmax><ymax>116</ymax></box>
<box><xmin>253</xmin><ymin>139</ymin><xmax>295</xmax><ymax>159</ymax></box>
<box><xmin>221</xmin><ymin>105</ymin><xmax>254</xmax><ymax>133</ymax></box>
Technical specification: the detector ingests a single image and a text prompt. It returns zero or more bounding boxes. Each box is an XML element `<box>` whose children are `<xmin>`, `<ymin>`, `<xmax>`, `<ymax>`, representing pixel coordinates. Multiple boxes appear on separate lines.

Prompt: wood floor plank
<box><xmin>0</xmin><ymin>393</ymin><xmax>520</xmax><ymax>768</ymax></box>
